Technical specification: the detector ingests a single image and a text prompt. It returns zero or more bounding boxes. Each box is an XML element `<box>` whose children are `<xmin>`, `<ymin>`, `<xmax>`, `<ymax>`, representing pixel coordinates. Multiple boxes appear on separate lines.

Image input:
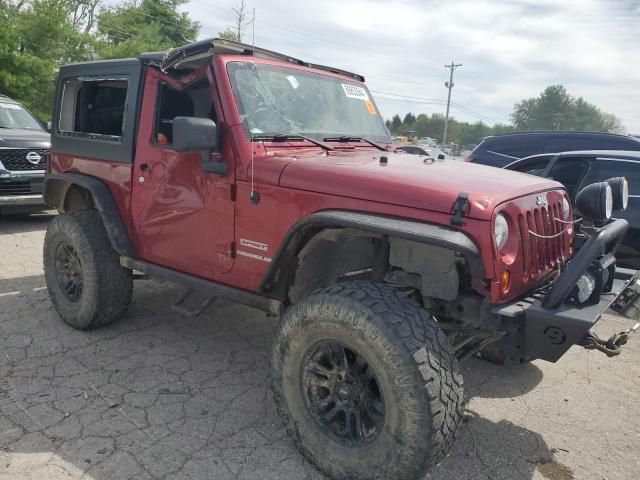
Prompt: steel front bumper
<box><xmin>495</xmin><ymin>219</ymin><xmax>637</xmax><ymax>362</ymax></box>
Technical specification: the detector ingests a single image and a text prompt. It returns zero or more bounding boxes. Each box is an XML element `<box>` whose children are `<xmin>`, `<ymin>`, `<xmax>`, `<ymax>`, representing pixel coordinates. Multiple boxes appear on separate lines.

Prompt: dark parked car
<box><xmin>0</xmin><ymin>94</ymin><xmax>50</xmax><ymax>213</ymax></box>
<box><xmin>505</xmin><ymin>150</ymin><xmax>640</xmax><ymax>269</ymax></box>
<box><xmin>466</xmin><ymin>131</ymin><xmax>640</xmax><ymax>167</ymax></box>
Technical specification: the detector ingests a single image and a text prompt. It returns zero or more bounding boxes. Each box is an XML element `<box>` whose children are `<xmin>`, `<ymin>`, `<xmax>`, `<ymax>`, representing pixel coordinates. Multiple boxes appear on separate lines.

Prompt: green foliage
<box><xmin>386</xmin><ymin>111</ymin><xmax>512</xmax><ymax>146</ymax></box>
<box><xmin>218</xmin><ymin>28</ymin><xmax>240</xmax><ymax>41</ymax></box>
<box><xmin>0</xmin><ymin>0</ymin><xmax>200</xmax><ymax>121</ymax></box>
<box><xmin>511</xmin><ymin>85</ymin><xmax>624</xmax><ymax>133</ymax></box>
<box><xmin>0</xmin><ymin>0</ymin><xmax>96</xmax><ymax>120</ymax></box>
<box><xmin>96</xmin><ymin>0</ymin><xmax>199</xmax><ymax>59</ymax></box>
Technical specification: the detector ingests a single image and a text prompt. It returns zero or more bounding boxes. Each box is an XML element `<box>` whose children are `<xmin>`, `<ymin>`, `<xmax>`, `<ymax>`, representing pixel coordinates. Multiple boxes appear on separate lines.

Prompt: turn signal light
<box><xmin>500</xmin><ymin>270</ymin><xmax>511</xmax><ymax>294</ymax></box>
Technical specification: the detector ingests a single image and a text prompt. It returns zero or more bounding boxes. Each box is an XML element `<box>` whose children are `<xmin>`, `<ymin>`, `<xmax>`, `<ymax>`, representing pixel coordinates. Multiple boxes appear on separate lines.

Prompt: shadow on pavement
<box><xmin>0</xmin><ymin>211</ymin><xmax>56</xmax><ymax>235</ymax></box>
<box><xmin>433</xmin><ymin>410</ymin><xmax>574</xmax><ymax>480</ymax></box>
<box><xmin>0</xmin><ymin>278</ymin><xmax>566</xmax><ymax>480</ymax></box>
<box><xmin>0</xmin><ymin>274</ymin><xmax>46</xmax><ymax>294</ymax></box>
<box><xmin>463</xmin><ymin>357</ymin><xmax>544</xmax><ymax>399</ymax></box>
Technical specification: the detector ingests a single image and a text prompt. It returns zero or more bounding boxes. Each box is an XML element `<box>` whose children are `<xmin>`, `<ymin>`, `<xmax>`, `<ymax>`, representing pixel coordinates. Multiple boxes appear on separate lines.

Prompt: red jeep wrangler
<box><xmin>43</xmin><ymin>39</ymin><xmax>638</xmax><ymax>480</ymax></box>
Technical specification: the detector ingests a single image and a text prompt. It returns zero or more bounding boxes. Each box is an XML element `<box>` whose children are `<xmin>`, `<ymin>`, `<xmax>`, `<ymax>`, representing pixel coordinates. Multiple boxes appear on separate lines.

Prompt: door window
<box><xmin>546</xmin><ymin>159</ymin><xmax>589</xmax><ymax>196</ymax></box>
<box><xmin>154</xmin><ymin>78</ymin><xmax>217</xmax><ymax>146</ymax></box>
<box><xmin>584</xmin><ymin>159</ymin><xmax>640</xmax><ymax>195</ymax></box>
<box><xmin>509</xmin><ymin>158</ymin><xmax>551</xmax><ymax>176</ymax></box>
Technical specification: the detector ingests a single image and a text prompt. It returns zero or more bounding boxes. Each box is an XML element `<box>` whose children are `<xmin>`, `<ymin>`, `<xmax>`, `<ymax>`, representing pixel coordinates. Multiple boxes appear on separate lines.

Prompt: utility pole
<box><xmin>442</xmin><ymin>61</ymin><xmax>462</xmax><ymax>146</ymax></box>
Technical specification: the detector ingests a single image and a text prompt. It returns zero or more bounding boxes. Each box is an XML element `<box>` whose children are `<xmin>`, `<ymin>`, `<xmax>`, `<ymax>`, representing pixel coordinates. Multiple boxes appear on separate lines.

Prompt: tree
<box><xmin>96</xmin><ymin>0</ymin><xmax>200</xmax><ymax>59</ymax></box>
<box><xmin>390</xmin><ymin>114</ymin><xmax>402</xmax><ymax>133</ymax></box>
<box><xmin>0</xmin><ymin>0</ymin><xmax>96</xmax><ymax>119</ymax></box>
<box><xmin>218</xmin><ymin>0</ymin><xmax>249</xmax><ymax>42</ymax></box>
<box><xmin>511</xmin><ymin>85</ymin><xmax>624</xmax><ymax>133</ymax></box>
<box><xmin>218</xmin><ymin>27</ymin><xmax>239</xmax><ymax>41</ymax></box>
<box><xmin>0</xmin><ymin>0</ymin><xmax>201</xmax><ymax>121</ymax></box>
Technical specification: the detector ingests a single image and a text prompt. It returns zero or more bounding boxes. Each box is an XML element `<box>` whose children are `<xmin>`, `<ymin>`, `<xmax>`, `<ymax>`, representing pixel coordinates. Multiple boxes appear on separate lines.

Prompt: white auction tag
<box><xmin>341</xmin><ymin>83</ymin><xmax>369</xmax><ymax>101</ymax></box>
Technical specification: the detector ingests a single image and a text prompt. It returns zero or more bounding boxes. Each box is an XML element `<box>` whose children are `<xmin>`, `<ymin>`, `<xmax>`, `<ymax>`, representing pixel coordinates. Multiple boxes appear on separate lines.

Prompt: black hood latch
<box><xmin>450</xmin><ymin>192</ymin><xmax>470</xmax><ymax>226</ymax></box>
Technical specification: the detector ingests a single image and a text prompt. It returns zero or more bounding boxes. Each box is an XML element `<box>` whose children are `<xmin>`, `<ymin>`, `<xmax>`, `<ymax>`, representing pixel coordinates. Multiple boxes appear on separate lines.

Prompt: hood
<box><xmin>0</xmin><ymin>128</ymin><xmax>50</xmax><ymax>149</ymax></box>
<box><xmin>279</xmin><ymin>152</ymin><xmax>563</xmax><ymax>220</ymax></box>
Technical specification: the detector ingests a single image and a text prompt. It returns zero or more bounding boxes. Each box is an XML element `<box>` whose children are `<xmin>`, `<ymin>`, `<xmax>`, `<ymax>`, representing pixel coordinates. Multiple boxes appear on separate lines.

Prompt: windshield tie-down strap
<box><xmin>450</xmin><ymin>192</ymin><xmax>470</xmax><ymax>226</ymax></box>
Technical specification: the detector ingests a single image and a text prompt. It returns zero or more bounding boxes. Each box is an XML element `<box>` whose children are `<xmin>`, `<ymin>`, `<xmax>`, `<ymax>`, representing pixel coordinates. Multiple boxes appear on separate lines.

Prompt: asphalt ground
<box><xmin>1</xmin><ymin>212</ymin><xmax>639</xmax><ymax>480</ymax></box>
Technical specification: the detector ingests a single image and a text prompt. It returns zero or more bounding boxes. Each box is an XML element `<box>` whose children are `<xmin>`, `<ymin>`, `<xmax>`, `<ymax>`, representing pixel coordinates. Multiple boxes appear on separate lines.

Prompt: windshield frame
<box><xmin>224</xmin><ymin>57</ymin><xmax>391</xmax><ymax>145</ymax></box>
<box><xmin>0</xmin><ymin>100</ymin><xmax>44</xmax><ymax>131</ymax></box>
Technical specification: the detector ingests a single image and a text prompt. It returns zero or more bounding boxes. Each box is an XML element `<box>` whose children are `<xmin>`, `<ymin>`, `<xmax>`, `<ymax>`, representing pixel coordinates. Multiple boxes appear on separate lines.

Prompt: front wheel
<box><xmin>271</xmin><ymin>281</ymin><xmax>464</xmax><ymax>480</ymax></box>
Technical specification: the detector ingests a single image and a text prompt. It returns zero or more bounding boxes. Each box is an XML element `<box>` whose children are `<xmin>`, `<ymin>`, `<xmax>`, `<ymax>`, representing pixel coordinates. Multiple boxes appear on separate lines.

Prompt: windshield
<box><xmin>0</xmin><ymin>101</ymin><xmax>43</xmax><ymax>130</ymax></box>
<box><xmin>227</xmin><ymin>61</ymin><xmax>390</xmax><ymax>144</ymax></box>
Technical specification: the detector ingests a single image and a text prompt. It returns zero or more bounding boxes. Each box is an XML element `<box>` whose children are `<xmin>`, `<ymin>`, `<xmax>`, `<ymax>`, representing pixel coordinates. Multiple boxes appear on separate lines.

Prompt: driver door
<box><xmin>130</xmin><ymin>67</ymin><xmax>235</xmax><ymax>278</ymax></box>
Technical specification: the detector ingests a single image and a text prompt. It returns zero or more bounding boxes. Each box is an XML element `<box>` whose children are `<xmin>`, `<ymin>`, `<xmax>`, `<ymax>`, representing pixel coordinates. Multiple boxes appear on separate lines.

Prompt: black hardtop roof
<box><xmin>59</xmin><ymin>38</ymin><xmax>364</xmax><ymax>82</ymax></box>
<box><xmin>487</xmin><ymin>130</ymin><xmax>637</xmax><ymax>140</ymax></box>
<box><xmin>139</xmin><ymin>37</ymin><xmax>365</xmax><ymax>81</ymax></box>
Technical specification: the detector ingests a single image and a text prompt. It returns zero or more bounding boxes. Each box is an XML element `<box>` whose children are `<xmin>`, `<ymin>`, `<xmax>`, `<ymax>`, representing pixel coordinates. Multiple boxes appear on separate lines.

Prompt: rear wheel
<box><xmin>43</xmin><ymin>210</ymin><xmax>132</xmax><ymax>329</ymax></box>
<box><xmin>271</xmin><ymin>281</ymin><xmax>464</xmax><ymax>480</ymax></box>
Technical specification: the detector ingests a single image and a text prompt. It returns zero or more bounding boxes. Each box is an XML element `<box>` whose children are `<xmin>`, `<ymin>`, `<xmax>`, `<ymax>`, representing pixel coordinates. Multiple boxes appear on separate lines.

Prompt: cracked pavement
<box><xmin>1</xmin><ymin>212</ymin><xmax>639</xmax><ymax>480</ymax></box>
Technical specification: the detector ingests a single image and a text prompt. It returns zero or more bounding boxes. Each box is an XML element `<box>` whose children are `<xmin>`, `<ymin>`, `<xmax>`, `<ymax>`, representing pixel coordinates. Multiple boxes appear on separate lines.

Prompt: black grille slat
<box><xmin>0</xmin><ymin>183</ymin><xmax>33</xmax><ymax>196</ymax></box>
<box><xmin>521</xmin><ymin>200</ymin><xmax>568</xmax><ymax>284</ymax></box>
<box><xmin>0</xmin><ymin>149</ymin><xmax>49</xmax><ymax>170</ymax></box>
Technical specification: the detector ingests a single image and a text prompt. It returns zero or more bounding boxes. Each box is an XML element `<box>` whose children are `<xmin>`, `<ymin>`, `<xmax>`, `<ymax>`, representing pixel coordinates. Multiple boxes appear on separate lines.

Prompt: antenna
<box><xmin>249</xmin><ymin>9</ymin><xmax>259</xmax><ymax>203</ymax></box>
<box><xmin>252</xmin><ymin>8</ymin><xmax>256</xmax><ymax>54</ymax></box>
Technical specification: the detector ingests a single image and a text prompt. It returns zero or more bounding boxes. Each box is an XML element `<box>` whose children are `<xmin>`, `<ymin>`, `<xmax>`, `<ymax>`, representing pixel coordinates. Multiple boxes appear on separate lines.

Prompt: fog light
<box><xmin>500</xmin><ymin>270</ymin><xmax>511</xmax><ymax>294</ymax></box>
<box><xmin>574</xmin><ymin>271</ymin><xmax>595</xmax><ymax>303</ymax></box>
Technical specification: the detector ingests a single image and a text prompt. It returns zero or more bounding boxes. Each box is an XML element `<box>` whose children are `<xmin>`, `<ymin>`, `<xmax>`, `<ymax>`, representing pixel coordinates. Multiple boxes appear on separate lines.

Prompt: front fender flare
<box><xmin>44</xmin><ymin>173</ymin><xmax>135</xmax><ymax>257</ymax></box>
<box><xmin>261</xmin><ymin>210</ymin><xmax>483</xmax><ymax>299</ymax></box>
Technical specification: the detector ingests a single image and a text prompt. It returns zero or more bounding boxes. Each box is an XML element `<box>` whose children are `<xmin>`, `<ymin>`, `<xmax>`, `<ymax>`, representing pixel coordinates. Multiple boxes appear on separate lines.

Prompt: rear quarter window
<box><xmin>58</xmin><ymin>76</ymin><xmax>129</xmax><ymax>140</ymax></box>
<box><xmin>488</xmin><ymin>136</ymin><xmax>544</xmax><ymax>158</ymax></box>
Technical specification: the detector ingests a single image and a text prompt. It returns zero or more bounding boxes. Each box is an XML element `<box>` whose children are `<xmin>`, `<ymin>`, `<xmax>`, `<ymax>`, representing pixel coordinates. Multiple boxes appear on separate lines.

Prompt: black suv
<box><xmin>506</xmin><ymin>150</ymin><xmax>640</xmax><ymax>269</ymax></box>
<box><xmin>466</xmin><ymin>131</ymin><xmax>640</xmax><ymax>167</ymax></box>
<box><xmin>0</xmin><ymin>94</ymin><xmax>50</xmax><ymax>212</ymax></box>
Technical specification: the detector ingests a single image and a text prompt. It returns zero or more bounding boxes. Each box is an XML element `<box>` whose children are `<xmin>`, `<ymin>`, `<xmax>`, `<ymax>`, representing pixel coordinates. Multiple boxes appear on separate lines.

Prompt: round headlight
<box><xmin>562</xmin><ymin>196</ymin><xmax>571</xmax><ymax>220</ymax></box>
<box><xmin>494</xmin><ymin>214</ymin><xmax>509</xmax><ymax>250</ymax></box>
<box><xmin>605</xmin><ymin>177</ymin><xmax>629</xmax><ymax>211</ymax></box>
<box><xmin>575</xmin><ymin>181</ymin><xmax>612</xmax><ymax>222</ymax></box>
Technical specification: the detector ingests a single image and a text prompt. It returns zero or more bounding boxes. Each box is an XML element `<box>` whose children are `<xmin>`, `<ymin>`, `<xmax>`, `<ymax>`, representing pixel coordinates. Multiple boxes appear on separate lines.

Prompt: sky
<box><xmin>181</xmin><ymin>0</ymin><xmax>640</xmax><ymax>132</ymax></box>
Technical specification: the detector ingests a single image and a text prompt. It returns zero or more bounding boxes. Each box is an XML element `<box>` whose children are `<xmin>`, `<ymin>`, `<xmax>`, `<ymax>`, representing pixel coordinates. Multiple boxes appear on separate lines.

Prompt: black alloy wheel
<box><xmin>301</xmin><ymin>340</ymin><xmax>385</xmax><ymax>446</ymax></box>
<box><xmin>54</xmin><ymin>242</ymin><xmax>83</xmax><ymax>302</ymax></box>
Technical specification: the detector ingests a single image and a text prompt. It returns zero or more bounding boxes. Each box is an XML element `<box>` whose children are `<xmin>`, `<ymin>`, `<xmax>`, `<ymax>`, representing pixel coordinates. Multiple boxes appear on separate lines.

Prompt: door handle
<box><xmin>138</xmin><ymin>163</ymin><xmax>150</xmax><ymax>183</ymax></box>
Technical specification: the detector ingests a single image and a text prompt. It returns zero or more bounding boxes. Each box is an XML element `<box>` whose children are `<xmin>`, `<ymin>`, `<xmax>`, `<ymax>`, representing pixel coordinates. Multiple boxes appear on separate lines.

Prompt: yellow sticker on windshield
<box><xmin>365</xmin><ymin>100</ymin><xmax>377</xmax><ymax>115</ymax></box>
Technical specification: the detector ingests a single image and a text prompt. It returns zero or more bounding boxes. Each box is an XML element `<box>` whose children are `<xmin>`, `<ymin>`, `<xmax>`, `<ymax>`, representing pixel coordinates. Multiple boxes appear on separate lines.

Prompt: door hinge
<box><xmin>230</xmin><ymin>184</ymin><xmax>237</xmax><ymax>202</ymax></box>
<box><xmin>229</xmin><ymin>241</ymin><xmax>236</xmax><ymax>258</ymax></box>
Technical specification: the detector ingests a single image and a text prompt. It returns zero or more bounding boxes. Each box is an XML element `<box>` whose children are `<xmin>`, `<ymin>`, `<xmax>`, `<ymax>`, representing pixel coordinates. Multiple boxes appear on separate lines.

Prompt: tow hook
<box><xmin>580</xmin><ymin>321</ymin><xmax>640</xmax><ymax>357</ymax></box>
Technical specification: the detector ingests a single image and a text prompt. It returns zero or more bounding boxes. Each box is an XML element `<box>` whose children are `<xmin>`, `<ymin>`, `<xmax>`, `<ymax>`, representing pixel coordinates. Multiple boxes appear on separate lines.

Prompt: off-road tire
<box><xmin>43</xmin><ymin>209</ymin><xmax>132</xmax><ymax>329</ymax></box>
<box><xmin>271</xmin><ymin>280</ymin><xmax>464</xmax><ymax>480</ymax></box>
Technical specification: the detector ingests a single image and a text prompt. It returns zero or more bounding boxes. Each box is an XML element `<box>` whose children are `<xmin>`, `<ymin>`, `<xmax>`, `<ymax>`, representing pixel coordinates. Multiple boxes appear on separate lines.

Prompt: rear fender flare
<box><xmin>44</xmin><ymin>173</ymin><xmax>135</xmax><ymax>257</ymax></box>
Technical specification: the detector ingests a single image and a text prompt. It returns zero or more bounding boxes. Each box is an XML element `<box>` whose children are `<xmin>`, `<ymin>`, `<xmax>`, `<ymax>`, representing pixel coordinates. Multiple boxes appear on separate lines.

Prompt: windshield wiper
<box><xmin>322</xmin><ymin>136</ymin><xmax>388</xmax><ymax>152</ymax></box>
<box><xmin>251</xmin><ymin>133</ymin><xmax>334</xmax><ymax>151</ymax></box>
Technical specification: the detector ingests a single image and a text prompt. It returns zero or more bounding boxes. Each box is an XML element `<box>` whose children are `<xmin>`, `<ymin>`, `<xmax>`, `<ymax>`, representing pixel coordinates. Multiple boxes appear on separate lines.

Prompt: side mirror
<box><xmin>437</xmin><ymin>154</ymin><xmax>445</xmax><ymax>160</ymax></box>
<box><xmin>173</xmin><ymin>116</ymin><xmax>227</xmax><ymax>175</ymax></box>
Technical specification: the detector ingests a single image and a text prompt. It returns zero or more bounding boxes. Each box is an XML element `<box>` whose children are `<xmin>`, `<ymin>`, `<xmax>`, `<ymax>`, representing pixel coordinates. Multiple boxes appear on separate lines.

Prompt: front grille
<box><xmin>0</xmin><ymin>148</ymin><xmax>49</xmax><ymax>171</ymax></box>
<box><xmin>518</xmin><ymin>199</ymin><xmax>567</xmax><ymax>283</ymax></box>
<box><xmin>0</xmin><ymin>183</ymin><xmax>32</xmax><ymax>196</ymax></box>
